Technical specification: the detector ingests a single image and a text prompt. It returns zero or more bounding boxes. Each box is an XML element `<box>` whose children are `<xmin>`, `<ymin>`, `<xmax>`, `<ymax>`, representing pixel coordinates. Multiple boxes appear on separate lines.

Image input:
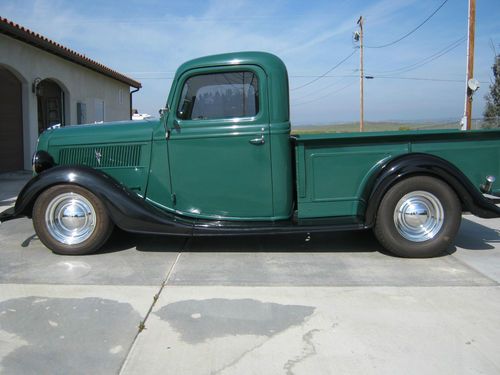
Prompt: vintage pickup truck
<box><xmin>1</xmin><ymin>52</ymin><xmax>499</xmax><ymax>257</ymax></box>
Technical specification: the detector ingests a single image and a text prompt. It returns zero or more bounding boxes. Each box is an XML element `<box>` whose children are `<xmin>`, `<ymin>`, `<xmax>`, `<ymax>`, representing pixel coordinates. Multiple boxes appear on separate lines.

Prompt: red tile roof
<box><xmin>0</xmin><ymin>16</ymin><xmax>141</xmax><ymax>88</ymax></box>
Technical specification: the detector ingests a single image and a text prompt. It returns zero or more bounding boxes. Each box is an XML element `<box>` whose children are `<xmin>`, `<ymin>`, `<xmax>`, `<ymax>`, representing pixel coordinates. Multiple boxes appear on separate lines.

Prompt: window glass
<box><xmin>177</xmin><ymin>71</ymin><xmax>259</xmax><ymax>120</ymax></box>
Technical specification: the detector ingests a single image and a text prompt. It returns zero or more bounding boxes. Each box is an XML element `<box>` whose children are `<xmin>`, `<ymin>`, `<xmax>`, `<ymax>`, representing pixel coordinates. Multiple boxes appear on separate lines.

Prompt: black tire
<box><xmin>33</xmin><ymin>184</ymin><xmax>113</xmax><ymax>255</ymax></box>
<box><xmin>373</xmin><ymin>176</ymin><xmax>461</xmax><ymax>258</ymax></box>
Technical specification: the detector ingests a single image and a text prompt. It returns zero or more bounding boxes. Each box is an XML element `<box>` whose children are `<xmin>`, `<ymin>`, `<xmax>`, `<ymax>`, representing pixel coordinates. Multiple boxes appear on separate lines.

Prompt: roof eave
<box><xmin>0</xmin><ymin>18</ymin><xmax>141</xmax><ymax>89</ymax></box>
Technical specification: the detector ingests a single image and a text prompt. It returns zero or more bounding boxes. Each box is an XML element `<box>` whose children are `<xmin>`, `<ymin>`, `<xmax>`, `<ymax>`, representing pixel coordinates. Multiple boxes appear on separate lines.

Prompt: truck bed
<box><xmin>292</xmin><ymin>128</ymin><xmax>500</xmax><ymax>219</ymax></box>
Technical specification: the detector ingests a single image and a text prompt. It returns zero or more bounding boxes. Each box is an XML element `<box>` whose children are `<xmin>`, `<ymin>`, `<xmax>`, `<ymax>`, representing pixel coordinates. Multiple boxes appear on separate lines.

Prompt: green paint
<box><xmin>35</xmin><ymin>52</ymin><xmax>500</xmax><ymax>223</ymax></box>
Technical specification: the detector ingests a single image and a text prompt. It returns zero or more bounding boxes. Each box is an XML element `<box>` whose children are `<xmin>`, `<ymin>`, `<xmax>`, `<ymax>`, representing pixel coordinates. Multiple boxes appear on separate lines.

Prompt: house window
<box><xmin>94</xmin><ymin>99</ymin><xmax>105</xmax><ymax>123</ymax></box>
<box><xmin>177</xmin><ymin>71</ymin><xmax>259</xmax><ymax>121</ymax></box>
<box><xmin>118</xmin><ymin>89</ymin><xmax>124</xmax><ymax>105</ymax></box>
<box><xmin>77</xmin><ymin>102</ymin><xmax>87</xmax><ymax>124</ymax></box>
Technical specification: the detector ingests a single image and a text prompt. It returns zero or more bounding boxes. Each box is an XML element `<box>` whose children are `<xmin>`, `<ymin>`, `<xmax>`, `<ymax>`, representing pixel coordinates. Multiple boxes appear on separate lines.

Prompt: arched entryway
<box><xmin>0</xmin><ymin>67</ymin><xmax>23</xmax><ymax>172</ymax></box>
<box><xmin>35</xmin><ymin>78</ymin><xmax>66</xmax><ymax>134</ymax></box>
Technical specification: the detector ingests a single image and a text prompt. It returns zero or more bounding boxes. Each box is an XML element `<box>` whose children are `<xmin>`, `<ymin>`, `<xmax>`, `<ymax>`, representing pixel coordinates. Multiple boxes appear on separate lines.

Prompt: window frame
<box><xmin>171</xmin><ymin>65</ymin><xmax>267</xmax><ymax>128</ymax></box>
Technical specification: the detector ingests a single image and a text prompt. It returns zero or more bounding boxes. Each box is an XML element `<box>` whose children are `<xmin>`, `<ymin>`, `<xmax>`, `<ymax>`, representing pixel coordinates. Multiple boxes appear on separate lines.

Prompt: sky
<box><xmin>1</xmin><ymin>0</ymin><xmax>499</xmax><ymax>125</ymax></box>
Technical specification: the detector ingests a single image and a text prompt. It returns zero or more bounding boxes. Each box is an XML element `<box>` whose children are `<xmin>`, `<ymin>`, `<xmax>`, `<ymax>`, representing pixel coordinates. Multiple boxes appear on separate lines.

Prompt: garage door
<box><xmin>0</xmin><ymin>67</ymin><xmax>23</xmax><ymax>172</ymax></box>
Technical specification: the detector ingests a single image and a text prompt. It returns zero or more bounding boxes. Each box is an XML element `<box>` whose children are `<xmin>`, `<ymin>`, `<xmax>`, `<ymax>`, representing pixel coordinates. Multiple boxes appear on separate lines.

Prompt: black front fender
<box><xmin>1</xmin><ymin>165</ymin><xmax>193</xmax><ymax>235</ymax></box>
<box><xmin>364</xmin><ymin>153</ymin><xmax>500</xmax><ymax>227</ymax></box>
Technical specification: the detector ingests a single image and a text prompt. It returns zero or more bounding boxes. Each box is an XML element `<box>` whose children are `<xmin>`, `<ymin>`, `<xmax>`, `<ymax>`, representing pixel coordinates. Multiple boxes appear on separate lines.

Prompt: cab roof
<box><xmin>176</xmin><ymin>51</ymin><xmax>287</xmax><ymax>76</ymax></box>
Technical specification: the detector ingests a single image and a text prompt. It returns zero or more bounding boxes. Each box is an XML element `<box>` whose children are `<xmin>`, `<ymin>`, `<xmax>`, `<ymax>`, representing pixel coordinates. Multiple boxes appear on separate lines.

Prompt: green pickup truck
<box><xmin>1</xmin><ymin>52</ymin><xmax>499</xmax><ymax>257</ymax></box>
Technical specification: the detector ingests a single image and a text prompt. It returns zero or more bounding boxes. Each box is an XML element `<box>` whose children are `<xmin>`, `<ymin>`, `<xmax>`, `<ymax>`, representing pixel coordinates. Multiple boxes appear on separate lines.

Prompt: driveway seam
<box><xmin>448</xmin><ymin>249</ymin><xmax>500</xmax><ymax>286</ymax></box>
<box><xmin>117</xmin><ymin>238</ymin><xmax>187</xmax><ymax>374</ymax></box>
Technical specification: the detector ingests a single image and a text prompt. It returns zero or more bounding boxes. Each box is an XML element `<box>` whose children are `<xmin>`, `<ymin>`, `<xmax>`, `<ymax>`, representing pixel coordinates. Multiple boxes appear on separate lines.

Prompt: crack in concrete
<box><xmin>210</xmin><ymin>337</ymin><xmax>269</xmax><ymax>375</ymax></box>
<box><xmin>210</xmin><ymin>325</ymin><xmax>321</xmax><ymax>375</ymax></box>
<box><xmin>118</xmin><ymin>238</ymin><xmax>188</xmax><ymax>374</ymax></box>
<box><xmin>206</xmin><ymin>309</ymin><xmax>316</xmax><ymax>375</ymax></box>
<box><xmin>283</xmin><ymin>329</ymin><xmax>321</xmax><ymax>375</ymax></box>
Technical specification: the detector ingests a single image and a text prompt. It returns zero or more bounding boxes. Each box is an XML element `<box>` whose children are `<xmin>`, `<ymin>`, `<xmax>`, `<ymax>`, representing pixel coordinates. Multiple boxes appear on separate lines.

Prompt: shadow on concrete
<box><xmin>19</xmin><ymin>218</ymin><xmax>497</xmax><ymax>257</ymax></box>
<box><xmin>97</xmin><ymin>228</ymin><xmax>384</xmax><ymax>255</ymax></box>
<box><xmin>92</xmin><ymin>227</ymin><xmax>456</xmax><ymax>257</ymax></box>
<box><xmin>21</xmin><ymin>234</ymin><xmax>38</xmax><ymax>247</ymax></box>
<box><xmin>95</xmin><ymin>229</ymin><xmax>187</xmax><ymax>255</ymax></box>
<box><xmin>454</xmin><ymin>218</ymin><xmax>500</xmax><ymax>251</ymax></box>
<box><xmin>0</xmin><ymin>197</ymin><xmax>16</xmax><ymax>207</ymax></box>
<box><xmin>186</xmin><ymin>230</ymin><xmax>381</xmax><ymax>254</ymax></box>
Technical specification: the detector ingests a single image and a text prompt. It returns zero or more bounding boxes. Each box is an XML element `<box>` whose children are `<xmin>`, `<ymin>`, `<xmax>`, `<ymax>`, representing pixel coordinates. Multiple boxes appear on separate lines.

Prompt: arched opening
<box><xmin>35</xmin><ymin>78</ymin><xmax>66</xmax><ymax>133</ymax></box>
<box><xmin>0</xmin><ymin>66</ymin><xmax>23</xmax><ymax>172</ymax></box>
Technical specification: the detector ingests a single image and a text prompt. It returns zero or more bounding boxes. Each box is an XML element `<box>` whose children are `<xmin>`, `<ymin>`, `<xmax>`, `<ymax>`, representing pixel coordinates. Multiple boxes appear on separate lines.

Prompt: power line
<box><xmin>131</xmin><ymin>77</ymin><xmax>174</xmax><ymax>80</ymax></box>
<box><xmin>369</xmin><ymin>76</ymin><xmax>464</xmax><ymax>82</ymax></box>
<box><xmin>291</xmin><ymin>76</ymin><xmax>352</xmax><ymax>101</ymax></box>
<box><xmin>291</xmin><ymin>72</ymin><xmax>476</xmax><ymax>107</ymax></box>
<box><xmin>366</xmin><ymin>0</ymin><xmax>450</xmax><ymax>48</ymax></box>
<box><xmin>132</xmin><ymin>74</ymin><xmax>474</xmax><ymax>83</ymax></box>
<box><xmin>368</xmin><ymin>36</ymin><xmax>466</xmax><ymax>75</ymax></box>
<box><xmin>290</xmin><ymin>49</ymin><xmax>358</xmax><ymax>91</ymax></box>
<box><xmin>293</xmin><ymin>81</ymin><xmax>357</xmax><ymax>106</ymax></box>
<box><xmin>124</xmin><ymin>71</ymin><xmax>176</xmax><ymax>74</ymax></box>
<box><xmin>133</xmin><ymin>76</ymin><xmax>174</xmax><ymax>80</ymax></box>
<box><xmin>133</xmin><ymin>75</ymin><xmax>478</xmax><ymax>82</ymax></box>
<box><xmin>289</xmin><ymin>73</ymin><xmax>354</xmax><ymax>77</ymax></box>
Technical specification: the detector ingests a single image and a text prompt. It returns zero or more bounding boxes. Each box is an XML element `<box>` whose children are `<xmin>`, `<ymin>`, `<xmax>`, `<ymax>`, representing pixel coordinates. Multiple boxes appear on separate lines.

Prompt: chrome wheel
<box><xmin>45</xmin><ymin>192</ymin><xmax>96</xmax><ymax>245</ymax></box>
<box><xmin>393</xmin><ymin>191</ymin><xmax>444</xmax><ymax>242</ymax></box>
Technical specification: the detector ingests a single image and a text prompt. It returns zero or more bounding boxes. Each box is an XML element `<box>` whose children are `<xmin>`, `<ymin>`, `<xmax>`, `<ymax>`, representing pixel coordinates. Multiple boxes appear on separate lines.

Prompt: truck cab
<box><xmin>146</xmin><ymin>52</ymin><xmax>293</xmax><ymax>221</ymax></box>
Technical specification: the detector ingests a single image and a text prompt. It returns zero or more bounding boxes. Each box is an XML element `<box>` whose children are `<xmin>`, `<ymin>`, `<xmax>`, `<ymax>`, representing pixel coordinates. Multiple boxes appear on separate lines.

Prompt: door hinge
<box><xmin>171</xmin><ymin>193</ymin><xmax>176</xmax><ymax>205</ymax></box>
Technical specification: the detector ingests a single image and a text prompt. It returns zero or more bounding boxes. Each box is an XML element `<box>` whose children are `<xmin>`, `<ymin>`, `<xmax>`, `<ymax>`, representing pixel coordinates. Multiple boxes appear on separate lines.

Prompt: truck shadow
<box><xmin>96</xmin><ymin>228</ymin><xmax>390</xmax><ymax>255</ymax></box>
<box><xmin>94</xmin><ymin>229</ymin><xmax>185</xmax><ymax>254</ymax></box>
<box><xmin>453</xmin><ymin>218</ymin><xmax>500</xmax><ymax>251</ymax></box>
<box><xmin>22</xmin><ymin>217</ymin><xmax>497</xmax><ymax>257</ymax></box>
<box><xmin>186</xmin><ymin>230</ymin><xmax>381</xmax><ymax>254</ymax></box>
<box><xmin>93</xmin><ymin>228</ymin><xmax>382</xmax><ymax>255</ymax></box>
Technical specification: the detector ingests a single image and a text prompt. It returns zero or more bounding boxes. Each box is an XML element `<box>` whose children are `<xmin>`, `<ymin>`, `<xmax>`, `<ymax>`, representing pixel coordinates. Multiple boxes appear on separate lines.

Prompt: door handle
<box><xmin>249</xmin><ymin>134</ymin><xmax>265</xmax><ymax>145</ymax></box>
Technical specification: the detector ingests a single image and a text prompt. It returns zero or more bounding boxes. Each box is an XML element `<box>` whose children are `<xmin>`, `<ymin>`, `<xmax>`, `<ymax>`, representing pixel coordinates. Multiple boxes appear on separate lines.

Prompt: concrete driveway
<box><xmin>1</xmin><ymin>172</ymin><xmax>499</xmax><ymax>375</ymax></box>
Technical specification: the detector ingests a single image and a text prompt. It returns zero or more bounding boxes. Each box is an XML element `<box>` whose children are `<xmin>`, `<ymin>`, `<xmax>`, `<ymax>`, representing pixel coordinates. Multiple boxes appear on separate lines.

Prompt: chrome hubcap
<box><xmin>45</xmin><ymin>193</ymin><xmax>96</xmax><ymax>245</ymax></box>
<box><xmin>394</xmin><ymin>191</ymin><xmax>444</xmax><ymax>242</ymax></box>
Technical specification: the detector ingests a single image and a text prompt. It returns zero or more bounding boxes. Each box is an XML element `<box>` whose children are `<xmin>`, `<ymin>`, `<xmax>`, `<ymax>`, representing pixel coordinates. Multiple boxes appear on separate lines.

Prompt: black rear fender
<box><xmin>364</xmin><ymin>153</ymin><xmax>500</xmax><ymax>227</ymax></box>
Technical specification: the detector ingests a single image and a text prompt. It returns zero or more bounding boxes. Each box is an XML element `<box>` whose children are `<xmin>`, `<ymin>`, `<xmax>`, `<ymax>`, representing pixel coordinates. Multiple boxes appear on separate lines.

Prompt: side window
<box><xmin>177</xmin><ymin>71</ymin><xmax>259</xmax><ymax>121</ymax></box>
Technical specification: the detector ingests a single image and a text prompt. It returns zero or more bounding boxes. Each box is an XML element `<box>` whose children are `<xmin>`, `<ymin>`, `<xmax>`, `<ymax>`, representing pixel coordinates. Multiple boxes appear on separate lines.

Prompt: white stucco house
<box><xmin>0</xmin><ymin>17</ymin><xmax>142</xmax><ymax>172</ymax></box>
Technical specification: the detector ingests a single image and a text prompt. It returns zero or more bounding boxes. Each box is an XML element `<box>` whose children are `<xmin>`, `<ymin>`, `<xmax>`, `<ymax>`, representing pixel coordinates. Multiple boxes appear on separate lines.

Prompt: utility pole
<box><xmin>461</xmin><ymin>0</ymin><xmax>476</xmax><ymax>130</ymax></box>
<box><xmin>357</xmin><ymin>16</ymin><xmax>364</xmax><ymax>132</ymax></box>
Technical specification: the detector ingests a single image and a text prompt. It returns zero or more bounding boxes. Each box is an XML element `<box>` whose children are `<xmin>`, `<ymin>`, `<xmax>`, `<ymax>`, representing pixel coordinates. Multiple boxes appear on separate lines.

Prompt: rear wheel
<box><xmin>373</xmin><ymin>176</ymin><xmax>461</xmax><ymax>258</ymax></box>
<box><xmin>33</xmin><ymin>185</ymin><xmax>113</xmax><ymax>255</ymax></box>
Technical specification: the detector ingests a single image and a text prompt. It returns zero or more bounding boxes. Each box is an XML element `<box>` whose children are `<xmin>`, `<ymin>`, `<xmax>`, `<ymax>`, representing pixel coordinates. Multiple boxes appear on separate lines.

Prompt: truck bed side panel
<box><xmin>294</xmin><ymin>129</ymin><xmax>500</xmax><ymax>219</ymax></box>
<box><xmin>296</xmin><ymin>142</ymin><xmax>408</xmax><ymax>218</ymax></box>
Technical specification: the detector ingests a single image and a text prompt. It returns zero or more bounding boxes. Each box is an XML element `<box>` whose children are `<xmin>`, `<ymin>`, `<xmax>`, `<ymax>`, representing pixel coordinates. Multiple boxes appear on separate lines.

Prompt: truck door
<box><xmin>166</xmin><ymin>66</ymin><xmax>273</xmax><ymax>220</ymax></box>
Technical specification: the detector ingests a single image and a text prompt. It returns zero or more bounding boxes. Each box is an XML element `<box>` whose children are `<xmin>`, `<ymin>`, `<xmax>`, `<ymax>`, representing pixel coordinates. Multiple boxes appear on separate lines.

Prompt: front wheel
<box><xmin>33</xmin><ymin>185</ymin><xmax>113</xmax><ymax>255</ymax></box>
<box><xmin>373</xmin><ymin>176</ymin><xmax>461</xmax><ymax>258</ymax></box>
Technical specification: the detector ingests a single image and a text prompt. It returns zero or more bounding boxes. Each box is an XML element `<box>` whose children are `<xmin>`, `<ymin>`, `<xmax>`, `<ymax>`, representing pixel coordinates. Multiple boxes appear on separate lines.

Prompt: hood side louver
<box><xmin>59</xmin><ymin>145</ymin><xmax>142</xmax><ymax>168</ymax></box>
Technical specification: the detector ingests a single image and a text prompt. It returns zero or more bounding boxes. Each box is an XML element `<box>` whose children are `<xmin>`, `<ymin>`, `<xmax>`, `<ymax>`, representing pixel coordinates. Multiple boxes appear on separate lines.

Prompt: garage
<box><xmin>0</xmin><ymin>66</ymin><xmax>23</xmax><ymax>172</ymax></box>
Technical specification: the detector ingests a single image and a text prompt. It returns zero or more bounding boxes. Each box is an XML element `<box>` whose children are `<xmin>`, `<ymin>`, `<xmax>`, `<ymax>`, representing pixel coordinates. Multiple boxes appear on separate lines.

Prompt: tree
<box><xmin>483</xmin><ymin>53</ymin><xmax>500</xmax><ymax>128</ymax></box>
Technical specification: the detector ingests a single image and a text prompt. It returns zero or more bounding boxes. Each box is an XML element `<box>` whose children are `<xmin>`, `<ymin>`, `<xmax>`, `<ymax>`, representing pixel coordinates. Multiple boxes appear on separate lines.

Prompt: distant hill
<box><xmin>292</xmin><ymin>121</ymin><xmax>460</xmax><ymax>134</ymax></box>
<box><xmin>291</xmin><ymin>119</ymin><xmax>500</xmax><ymax>133</ymax></box>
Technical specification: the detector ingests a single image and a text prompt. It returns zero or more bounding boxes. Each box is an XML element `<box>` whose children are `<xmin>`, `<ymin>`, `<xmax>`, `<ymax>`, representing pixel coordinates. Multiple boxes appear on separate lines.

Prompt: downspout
<box><xmin>130</xmin><ymin>87</ymin><xmax>140</xmax><ymax>119</ymax></box>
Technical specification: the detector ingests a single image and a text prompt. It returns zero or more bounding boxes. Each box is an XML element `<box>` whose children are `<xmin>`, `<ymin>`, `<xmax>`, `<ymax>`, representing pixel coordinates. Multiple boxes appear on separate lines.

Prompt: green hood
<box><xmin>38</xmin><ymin>120</ymin><xmax>157</xmax><ymax>151</ymax></box>
<box><xmin>36</xmin><ymin>120</ymin><xmax>158</xmax><ymax>195</ymax></box>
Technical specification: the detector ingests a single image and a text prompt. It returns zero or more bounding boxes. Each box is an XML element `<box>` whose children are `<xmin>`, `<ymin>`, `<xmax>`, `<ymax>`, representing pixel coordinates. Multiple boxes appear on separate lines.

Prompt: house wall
<box><xmin>0</xmin><ymin>34</ymin><xmax>132</xmax><ymax>170</ymax></box>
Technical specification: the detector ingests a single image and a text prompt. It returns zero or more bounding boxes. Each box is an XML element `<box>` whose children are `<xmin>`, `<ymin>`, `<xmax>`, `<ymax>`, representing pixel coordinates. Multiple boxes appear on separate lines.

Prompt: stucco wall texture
<box><xmin>0</xmin><ymin>34</ymin><xmax>132</xmax><ymax>169</ymax></box>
